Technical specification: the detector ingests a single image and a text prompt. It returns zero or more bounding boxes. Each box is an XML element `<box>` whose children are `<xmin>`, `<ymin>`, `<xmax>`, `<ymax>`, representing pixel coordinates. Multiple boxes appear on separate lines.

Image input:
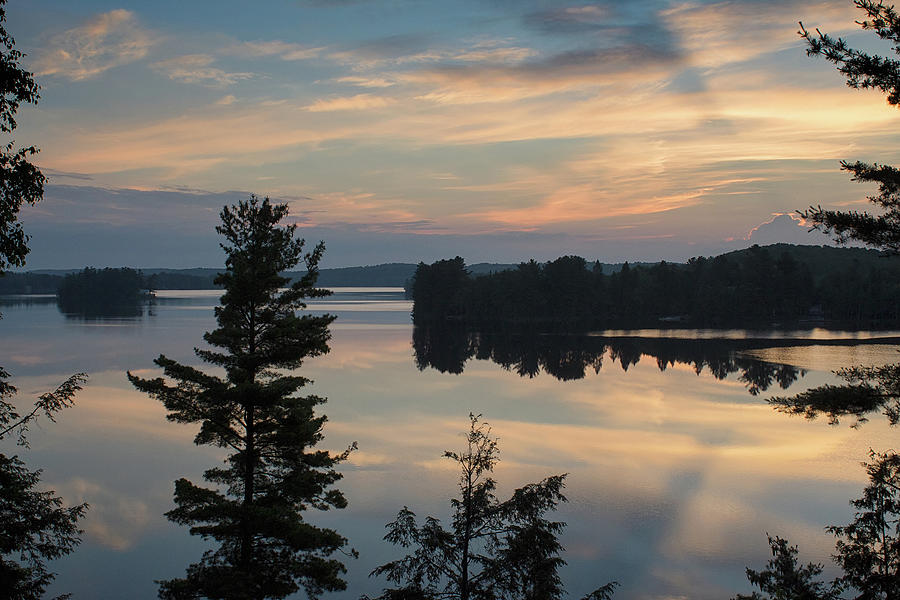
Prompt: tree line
<box><xmin>411</xmin><ymin>246</ymin><xmax>900</xmax><ymax>331</ymax></box>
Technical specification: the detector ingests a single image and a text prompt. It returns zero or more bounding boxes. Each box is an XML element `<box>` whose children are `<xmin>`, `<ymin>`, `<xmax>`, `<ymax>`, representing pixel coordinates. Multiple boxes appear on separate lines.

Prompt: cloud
<box><xmin>734</xmin><ymin>213</ymin><xmax>841</xmax><ymax>246</ymax></box>
<box><xmin>223</xmin><ymin>40</ymin><xmax>323</xmax><ymax>61</ymax></box>
<box><xmin>405</xmin><ymin>43</ymin><xmax>681</xmax><ymax>104</ymax></box>
<box><xmin>340</xmin><ymin>33</ymin><xmax>433</xmax><ymax>61</ymax></box>
<box><xmin>33</xmin><ymin>9</ymin><xmax>157</xmax><ymax>80</ymax></box>
<box><xmin>329</xmin><ymin>35</ymin><xmax>534</xmax><ymax>69</ymax></box>
<box><xmin>37</xmin><ymin>184</ymin><xmax>246</xmax><ymax>229</ymax></box>
<box><xmin>335</xmin><ymin>76</ymin><xmax>396</xmax><ymax>88</ymax></box>
<box><xmin>463</xmin><ymin>184</ymin><xmax>708</xmax><ymax>230</ymax></box>
<box><xmin>54</xmin><ymin>478</ymin><xmax>151</xmax><ymax>551</ymax></box>
<box><xmin>524</xmin><ymin>5</ymin><xmax>614</xmax><ymax>34</ymax></box>
<box><xmin>662</xmin><ymin>0</ymin><xmax>859</xmax><ymax>69</ymax></box>
<box><xmin>151</xmin><ymin>54</ymin><xmax>254</xmax><ymax>86</ymax></box>
<box><xmin>304</xmin><ymin>93</ymin><xmax>396</xmax><ymax>112</ymax></box>
<box><xmin>452</xmin><ymin>45</ymin><xmax>537</xmax><ymax>63</ymax></box>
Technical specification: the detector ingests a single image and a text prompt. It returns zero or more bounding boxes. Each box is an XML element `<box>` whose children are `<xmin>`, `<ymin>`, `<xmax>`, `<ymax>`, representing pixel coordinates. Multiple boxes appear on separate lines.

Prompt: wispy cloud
<box><xmin>223</xmin><ymin>40</ymin><xmax>323</xmax><ymax>61</ymax></box>
<box><xmin>335</xmin><ymin>75</ymin><xmax>396</xmax><ymax>88</ymax></box>
<box><xmin>464</xmin><ymin>184</ymin><xmax>709</xmax><ymax>230</ymax></box>
<box><xmin>151</xmin><ymin>54</ymin><xmax>254</xmax><ymax>86</ymax></box>
<box><xmin>524</xmin><ymin>5</ymin><xmax>617</xmax><ymax>34</ymax></box>
<box><xmin>405</xmin><ymin>43</ymin><xmax>681</xmax><ymax>104</ymax></box>
<box><xmin>304</xmin><ymin>93</ymin><xmax>396</xmax><ymax>112</ymax></box>
<box><xmin>662</xmin><ymin>0</ymin><xmax>858</xmax><ymax>69</ymax></box>
<box><xmin>329</xmin><ymin>35</ymin><xmax>535</xmax><ymax>70</ymax></box>
<box><xmin>33</xmin><ymin>9</ymin><xmax>157</xmax><ymax>80</ymax></box>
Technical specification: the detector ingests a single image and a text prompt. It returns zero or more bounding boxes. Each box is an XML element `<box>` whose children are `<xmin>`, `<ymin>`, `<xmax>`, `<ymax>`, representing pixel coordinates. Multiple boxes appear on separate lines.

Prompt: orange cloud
<box><xmin>305</xmin><ymin>93</ymin><xmax>397</xmax><ymax>112</ymax></box>
<box><xmin>662</xmin><ymin>0</ymin><xmax>859</xmax><ymax>69</ymax></box>
<box><xmin>33</xmin><ymin>9</ymin><xmax>157</xmax><ymax>80</ymax></box>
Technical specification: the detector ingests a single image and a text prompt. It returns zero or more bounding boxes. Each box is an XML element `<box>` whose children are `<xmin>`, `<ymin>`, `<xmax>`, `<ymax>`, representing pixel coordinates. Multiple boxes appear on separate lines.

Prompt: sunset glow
<box><xmin>9</xmin><ymin>1</ymin><xmax>890</xmax><ymax>266</ymax></box>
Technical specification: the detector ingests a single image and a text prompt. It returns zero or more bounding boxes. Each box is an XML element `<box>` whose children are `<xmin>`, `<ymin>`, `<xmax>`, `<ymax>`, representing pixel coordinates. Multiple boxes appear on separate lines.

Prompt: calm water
<box><xmin>2</xmin><ymin>289</ymin><xmax>899</xmax><ymax>599</ymax></box>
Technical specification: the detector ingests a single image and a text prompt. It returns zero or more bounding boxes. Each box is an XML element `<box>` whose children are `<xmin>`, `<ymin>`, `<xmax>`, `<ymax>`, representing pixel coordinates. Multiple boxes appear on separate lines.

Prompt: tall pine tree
<box><xmin>129</xmin><ymin>196</ymin><xmax>354</xmax><ymax>600</ymax></box>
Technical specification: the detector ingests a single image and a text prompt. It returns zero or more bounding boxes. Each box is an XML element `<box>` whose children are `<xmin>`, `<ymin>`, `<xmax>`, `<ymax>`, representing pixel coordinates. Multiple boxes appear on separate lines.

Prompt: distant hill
<box><xmin>7</xmin><ymin>245</ymin><xmax>899</xmax><ymax>293</ymax></box>
<box><xmin>718</xmin><ymin>243</ymin><xmax>900</xmax><ymax>283</ymax></box>
<box><xmin>11</xmin><ymin>263</ymin><xmax>525</xmax><ymax>290</ymax></box>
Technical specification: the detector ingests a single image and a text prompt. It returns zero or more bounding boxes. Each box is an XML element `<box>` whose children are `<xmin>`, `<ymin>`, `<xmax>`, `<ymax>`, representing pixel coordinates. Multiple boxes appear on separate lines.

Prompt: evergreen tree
<box><xmin>773</xmin><ymin>1</ymin><xmax>900</xmax><ymax>424</ymax></box>
<box><xmin>128</xmin><ymin>196</ymin><xmax>354</xmax><ymax>600</ymax></box>
<box><xmin>366</xmin><ymin>414</ymin><xmax>616</xmax><ymax>600</ymax></box>
<box><xmin>0</xmin><ymin>1</ymin><xmax>86</xmax><ymax>596</ymax></box>
<box><xmin>732</xmin><ymin>535</ymin><xmax>842</xmax><ymax>600</ymax></box>
<box><xmin>828</xmin><ymin>451</ymin><xmax>900</xmax><ymax>599</ymax></box>
<box><xmin>0</xmin><ymin>0</ymin><xmax>42</xmax><ymax>272</ymax></box>
<box><xmin>0</xmin><ymin>371</ymin><xmax>87</xmax><ymax>600</ymax></box>
<box><xmin>799</xmin><ymin>1</ymin><xmax>900</xmax><ymax>249</ymax></box>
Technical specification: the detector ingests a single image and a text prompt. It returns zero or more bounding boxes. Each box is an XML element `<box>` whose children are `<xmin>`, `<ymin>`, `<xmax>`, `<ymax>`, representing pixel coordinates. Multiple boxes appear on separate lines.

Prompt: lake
<box><xmin>2</xmin><ymin>288</ymin><xmax>898</xmax><ymax>599</ymax></box>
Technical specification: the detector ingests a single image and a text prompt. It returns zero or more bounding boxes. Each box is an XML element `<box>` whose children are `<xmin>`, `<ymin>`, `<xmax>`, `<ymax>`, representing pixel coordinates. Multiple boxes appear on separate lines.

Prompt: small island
<box><xmin>56</xmin><ymin>267</ymin><xmax>153</xmax><ymax>318</ymax></box>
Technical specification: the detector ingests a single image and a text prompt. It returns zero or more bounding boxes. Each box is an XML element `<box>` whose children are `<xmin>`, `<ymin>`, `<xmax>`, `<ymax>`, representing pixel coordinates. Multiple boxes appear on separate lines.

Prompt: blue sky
<box><xmin>6</xmin><ymin>0</ymin><xmax>892</xmax><ymax>268</ymax></box>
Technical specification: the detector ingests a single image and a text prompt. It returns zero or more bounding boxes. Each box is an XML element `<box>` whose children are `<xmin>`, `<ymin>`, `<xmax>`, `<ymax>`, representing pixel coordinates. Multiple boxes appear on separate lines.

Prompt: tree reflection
<box><xmin>57</xmin><ymin>298</ymin><xmax>147</xmax><ymax>320</ymax></box>
<box><xmin>769</xmin><ymin>363</ymin><xmax>900</xmax><ymax>427</ymax></box>
<box><xmin>412</xmin><ymin>324</ymin><xmax>815</xmax><ymax>394</ymax></box>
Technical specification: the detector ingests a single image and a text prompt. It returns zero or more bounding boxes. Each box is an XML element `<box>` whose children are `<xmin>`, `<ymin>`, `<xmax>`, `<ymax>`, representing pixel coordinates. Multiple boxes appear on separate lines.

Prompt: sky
<box><xmin>6</xmin><ymin>0</ymin><xmax>897</xmax><ymax>269</ymax></box>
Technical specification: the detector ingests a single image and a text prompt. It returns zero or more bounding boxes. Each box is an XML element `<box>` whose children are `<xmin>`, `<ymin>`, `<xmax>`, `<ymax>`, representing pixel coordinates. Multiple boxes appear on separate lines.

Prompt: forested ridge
<box><xmin>411</xmin><ymin>244</ymin><xmax>900</xmax><ymax>330</ymax></box>
<box><xmin>0</xmin><ymin>262</ymin><xmax>521</xmax><ymax>292</ymax></box>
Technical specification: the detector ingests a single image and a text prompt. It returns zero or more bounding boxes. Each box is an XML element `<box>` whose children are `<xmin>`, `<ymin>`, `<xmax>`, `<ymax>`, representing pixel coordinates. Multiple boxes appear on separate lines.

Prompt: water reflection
<box><xmin>4</xmin><ymin>290</ymin><xmax>900</xmax><ymax>599</ymax></box>
<box><xmin>0</xmin><ymin>294</ymin><xmax>57</xmax><ymax>309</ymax></box>
<box><xmin>413</xmin><ymin>323</ymin><xmax>900</xmax><ymax>395</ymax></box>
<box><xmin>57</xmin><ymin>298</ymin><xmax>152</xmax><ymax>320</ymax></box>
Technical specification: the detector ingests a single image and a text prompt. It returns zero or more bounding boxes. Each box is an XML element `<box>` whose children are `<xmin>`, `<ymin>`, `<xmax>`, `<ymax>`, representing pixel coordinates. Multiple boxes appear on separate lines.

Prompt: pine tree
<box><xmin>772</xmin><ymin>1</ymin><xmax>900</xmax><ymax>425</ymax></box>
<box><xmin>732</xmin><ymin>535</ymin><xmax>842</xmax><ymax>600</ymax></box>
<box><xmin>828</xmin><ymin>451</ymin><xmax>900</xmax><ymax>599</ymax></box>
<box><xmin>798</xmin><ymin>1</ymin><xmax>900</xmax><ymax>249</ymax></box>
<box><xmin>128</xmin><ymin>196</ymin><xmax>354</xmax><ymax>600</ymax></box>
<box><xmin>366</xmin><ymin>414</ymin><xmax>616</xmax><ymax>600</ymax></box>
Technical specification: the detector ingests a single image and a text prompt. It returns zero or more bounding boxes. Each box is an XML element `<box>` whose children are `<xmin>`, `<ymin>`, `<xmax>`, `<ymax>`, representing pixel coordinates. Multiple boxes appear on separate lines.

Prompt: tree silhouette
<box><xmin>732</xmin><ymin>535</ymin><xmax>842</xmax><ymax>600</ymax></box>
<box><xmin>366</xmin><ymin>414</ymin><xmax>616</xmax><ymax>600</ymax></box>
<box><xmin>828</xmin><ymin>451</ymin><xmax>900</xmax><ymax>599</ymax></box>
<box><xmin>763</xmin><ymin>1</ymin><xmax>900</xmax><ymax>427</ymax></box>
<box><xmin>0</xmin><ymin>0</ymin><xmax>42</xmax><ymax>272</ymax></box>
<box><xmin>0</xmin><ymin>1</ymin><xmax>86</xmax><ymax>596</ymax></box>
<box><xmin>56</xmin><ymin>267</ymin><xmax>149</xmax><ymax>318</ymax></box>
<box><xmin>129</xmin><ymin>196</ymin><xmax>354</xmax><ymax>599</ymax></box>
<box><xmin>0</xmin><ymin>370</ymin><xmax>87</xmax><ymax>600</ymax></box>
<box><xmin>799</xmin><ymin>1</ymin><xmax>900</xmax><ymax>249</ymax></box>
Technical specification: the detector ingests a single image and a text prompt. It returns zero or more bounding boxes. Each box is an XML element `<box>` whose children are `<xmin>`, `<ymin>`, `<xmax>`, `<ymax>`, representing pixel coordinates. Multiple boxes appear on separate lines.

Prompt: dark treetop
<box><xmin>129</xmin><ymin>196</ymin><xmax>355</xmax><ymax>600</ymax></box>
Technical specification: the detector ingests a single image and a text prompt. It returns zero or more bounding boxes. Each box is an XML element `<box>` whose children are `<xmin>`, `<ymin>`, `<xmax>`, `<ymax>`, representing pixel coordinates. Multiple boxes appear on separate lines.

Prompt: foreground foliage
<box><xmin>129</xmin><ymin>196</ymin><xmax>354</xmax><ymax>599</ymax></box>
<box><xmin>733</xmin><ymin>535</ymin><xmax>842</xmax><ymax>600</ymax></box>
<box><xmin>799</xmin><ymin>1</ymin><xmax>900</xmax><ymax>250</ymax></box>
<box><xmin>829</xmin><ymin>451</ymin><xmax>900</xmax><ymax>598</ymax></box>
<box><xmin>762</xmin><ymin>0</ymin><xmax>900</xmax><ymax>430</ymax></box>
<box><xmin>0</xmin><ymin>0</ymin><xmax>42</xmax><ymax>272</ymax></box>
<box><xmin>366</xmin><ymin>415</ymin><xmax>617</xmax><ymax>600</ymax></box>
<box><xmin>0</xmin><ymin>1</ymin><xmax>86</xmax><ymax>597</ymax></box>
<box><xmin>0</xmin><ymin>369</ymin><xmax>87</xmax><ymax>600</ymax></box>
<box><xmin>737</xmin><ymin>451</ymin><xmax>900</xmax><ymax>599</ymax></box>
